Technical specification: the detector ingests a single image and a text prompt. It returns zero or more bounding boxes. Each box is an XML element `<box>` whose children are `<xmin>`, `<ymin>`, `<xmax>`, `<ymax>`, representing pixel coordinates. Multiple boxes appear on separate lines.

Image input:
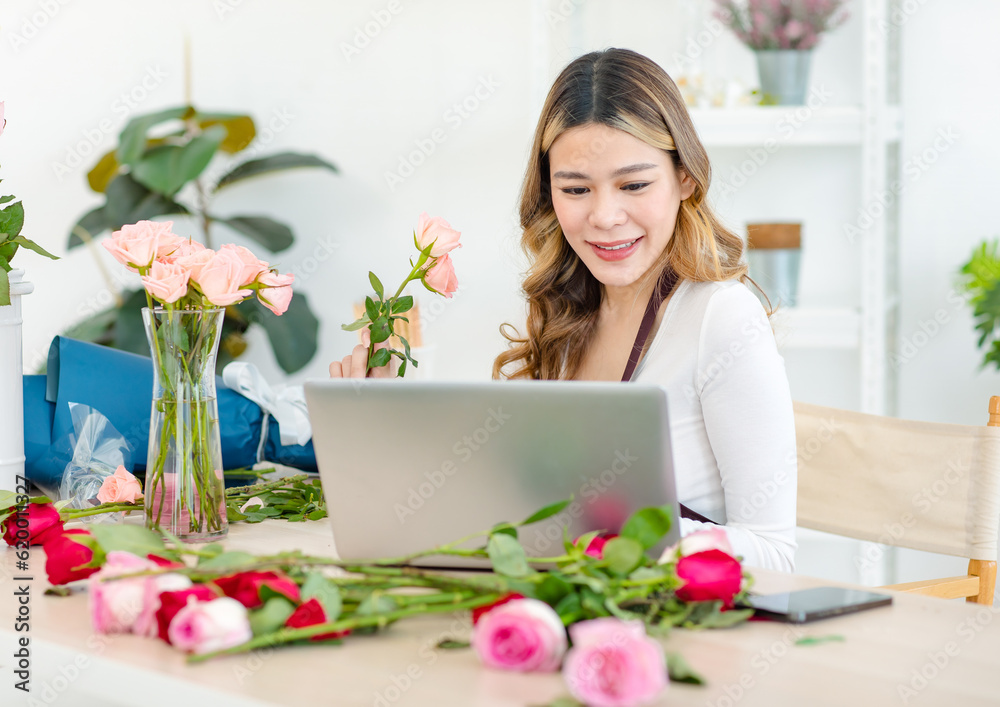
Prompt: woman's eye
<box><xmin>622</xmin><ymin>182</ymin><xmax>650</xmax><ymax>192</ymax></box>
<box><xmin>560</xmin><ymin>187</ymin><xmax>589</xmax><ymax>195</ymax></box>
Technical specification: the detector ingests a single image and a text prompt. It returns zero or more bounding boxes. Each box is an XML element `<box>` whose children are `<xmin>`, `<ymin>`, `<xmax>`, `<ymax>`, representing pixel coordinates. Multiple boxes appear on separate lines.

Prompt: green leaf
<box><xmin>666</xmin><ymin>652</ymin><xmax>705</xmax><ymax>685</ymax></box>
<box><xmin>89</xmin><ymin>524</ymin><xmax>165</xmax><ymax>557</ymax></box>
<box><xmin>67</xmin><ymin>206</ymin><xmax>109</xmax><ymax>249</ymax></box>
<box><xmin>0</xmin><ymin>490</ymin><xmax>20</xmax><ymax>510</ymax></box>
<box><xmin>235</xmin><ymin>295</ymin><xmax>320</xmax><ymax>374</ymax></box>
<box><xmin>698</xmin><ymin>606</ymin><xmax>754</xmax><ymax>628</ymax></box>
<box><xmin>44</xmin><ymin>586</ymin><xmax>73</xmax><ymax>597</ymax></box>
<box><xmin>554</xmin><ymin>592</ymin><xmax>583</xmax><ymax>624</ymax></box>
<box><xmin>341</xmin><ymin>317</ymin><xmax>370</xmax><ymax>332</ymax></box>
<box><xmin>391</xmin><ymin>295</ymin><xmax>413</xmax><ymax>314</ymax></box>
<box><xmin>369</xmin><ymin>347</ymin><xmax>391</xmax><ymax>368</ymax></box>
<box><xmin>131</xmin><ymin>125</ymin><xmax>226</xmax><ymax>196</ymax></box>
<box><xmin>436</xmin><ymin>639</ymin><xmax>470</xmax><ymax>650</ymax></box>
<box><xmin>795</xmin><ymin>635</ymin><xmax>846</xmax><ymax>646</ymax></box>
<box><xmin>355</xmin><ymin>593</ymin><xmax>399</xmax><ymax>617</ymax></box>
<box><xmin>0</xmin><ymin>195</ymin><xmax>16</xmax><ymax>205</ymax></box>
<box><xmin>370</xmin><ymin>316</ymin><xmax>391</xmax><ymax>344</ymax></box>
<box><xmin>620</xmin><ymin>505</ymin><xmax>673</xmax><ymax>551</ymax></box>
<box><xmin>491</xmin><ymin>522</ymin><xmax>518</xmax><ymax>539</ymax></box>
<box><xmin>0</xmin><ymin>267</ymin><xmax>8</xmax><ymax>307</ymax></box>
<box><xmin>487</xmin><ymin>533</ymin><xmax>532</xmax><ymax>577</ymax></box>
<box><xmin>215</xmin><ymin>152</ymin><xmax>338</xmax><ymax>190</ymax></box>
<box><xmin>216</xmin><ymin>215</ymin><xmax>294</xmax><ymax>253</ymax></box>
<box><xmin>11</xmin><ymin>236</ymin><xmax>58</xmax><ymax>260</ymax></box>
<box><xmin>0</xmin><ymin>201</ymin><xmax>25</xmax><ymax>241</ymax></box>
<box><xmin>364</xmin><ymin>296</ymin><xmax>380</xmax><ymax>322</ymax></box>
<box><xmin>249</xmin><ymin>596</ymin><xmax>296</xmax><ymax>637</ymax></box>
<box><xmin>369</xmin><ymin>272</ymin><xmax>384</xmax><ymax>299</ymax></box>
<box><xmin>196</xmin><ymin>550</ymin><xmax>257</xmax><ymax>571</ymax></box>
<box><xmin>196</xmin><ymin>113</ymin><xmax>256</xmax><ymax>154</ymax></box>
<box><xmin>102</xmin><ymin>174</ymin><xmax>189</xmax><ymax>231</ymax></box>
<box><xmin>534</xmin><ymin>572</ymin><xmax>574</xmax><ymax>606</ymax></box>
<box><xmin>602</xmin><ymin>537</ymin><xmax>644</xmax><ymax>576</ymax></box>
<box><xmin>117</xmin><ymin>106</ymin><xmax>190</xmax><ymax>166</ymax></box>
<box><xmin>87</xmin><ymin>149</ymin><xmax>121</xmax><ymax>193</ymax></box>
<box><xmin>301</xmin><ymin>572</ymin><xmax>343</xmax><ymax>622</ymax></box>
<box><xmin>521</xmin><ymin>499</ymin><xmax>571</xmax><ymax>526</ymax></box>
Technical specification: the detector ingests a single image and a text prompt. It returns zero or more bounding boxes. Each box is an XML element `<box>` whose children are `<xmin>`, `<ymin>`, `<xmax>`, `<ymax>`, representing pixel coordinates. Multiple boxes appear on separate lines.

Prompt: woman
<box><xmin>332</xmin><ymin>48</ymin><xmax>797</xmax><ymax>572</ymax></box>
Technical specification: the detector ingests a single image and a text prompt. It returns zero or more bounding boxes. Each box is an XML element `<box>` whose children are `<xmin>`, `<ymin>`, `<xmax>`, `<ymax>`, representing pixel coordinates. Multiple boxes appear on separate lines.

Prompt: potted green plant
<box><xmin>0</xmin><ymin>102</ymin><xmax>60</xmax><ymax>491</ymax></box>
<box><xmin>66</xmin><ymin>104</ymin><xmax>337</xmax><ymax>373</ymax></box>
<box><xmin>712</xmin><ymin>0</ymin><xmax>850</xmax><ymax>105</ymax></box>
<box><xmin>959</xmin><ymin>239</ymin><xmax>1000</xmax><ymax>369</ymax></box>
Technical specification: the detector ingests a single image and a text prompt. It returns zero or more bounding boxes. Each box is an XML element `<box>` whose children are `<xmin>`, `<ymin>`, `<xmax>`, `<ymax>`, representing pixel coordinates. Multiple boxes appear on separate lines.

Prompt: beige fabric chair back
<box><xmin>794</xmin><ymin>401</ymin><xmax>1000</xmax><ymax>562</ymax></box>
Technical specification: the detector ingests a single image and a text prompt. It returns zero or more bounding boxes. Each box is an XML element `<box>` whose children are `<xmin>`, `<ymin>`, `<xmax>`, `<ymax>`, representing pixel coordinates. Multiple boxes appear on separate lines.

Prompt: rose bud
<box><xmin>211</xmin><ymin>570</ymin><xmax>301</xmax><ymax>609</ymax></box>
<box><xmin>44</xmin><ymin>529</ymin><xmax>100</xmax><ymax>585</ymax></box>
<box><xmin>284</xmin><ymin>598</ymin><xmax>350</xmax><ymax>641</ymax></box>
<box><xmin>675</xmin><ymin>549</ymin><xmax>743</xmax><ymax>608</ymax></box>
<box><xmin>2</xmin><ymin>502</ymin><xmax>63</xmax><ymax>547</ymax></box>
<box><xmin>472</xmin><ymin>598</ymin><xmax>567</xmax><ymax>672</ymax></box>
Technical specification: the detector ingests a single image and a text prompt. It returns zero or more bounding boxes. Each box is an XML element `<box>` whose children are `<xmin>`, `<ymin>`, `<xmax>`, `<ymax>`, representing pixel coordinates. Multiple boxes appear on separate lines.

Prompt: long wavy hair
<box><xmin>493</xmin><ymin>48</ymin><xmax>755</xmax><ymax>381</ymax></box>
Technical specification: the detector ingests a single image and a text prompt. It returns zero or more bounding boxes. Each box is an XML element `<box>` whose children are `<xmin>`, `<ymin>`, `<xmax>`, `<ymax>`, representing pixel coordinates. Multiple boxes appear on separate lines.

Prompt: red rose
<box><xmin>211</xmin><ymin>570</ymin><xmax>301</xmax><ymax>609</ymax></box>
<box><xmin>155</xmin><ymin>585</ymin><xmax>220</xmax><ymax>644</ymax></box>
<box><xmin>581</xmin><ymin>533</ymin><xmax>619</xmax><ymax>560</ymax></box>
<box><xmin>44</xmin><ymin>529</ymin><xmax>100</xmax><ymax>585</ymax></box>
<box><xmin>675</xmin><ymin>549</ymin><xmax>742</xmax><ymax>607</ymax></box>
<box><xmin>2</xmin><ymin>503</ymin><xmax>63</xmax><ymax>547</ymax></box>
<box><xmin>284</xmin><ymin>598</ymin><xmax>350</xmax><ymax>641</ymax></box>
<box><xmin>472</xmin><ymin>592</ymin><xmax>526</xmax><ymax>625</ymax></box>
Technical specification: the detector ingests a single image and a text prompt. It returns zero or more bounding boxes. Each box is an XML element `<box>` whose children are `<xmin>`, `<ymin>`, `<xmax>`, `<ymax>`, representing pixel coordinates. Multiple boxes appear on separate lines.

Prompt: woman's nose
<box><xmin>588</xmin><ymin>190</ymin><xmax>627</xmax><ymax>230</ymax></box>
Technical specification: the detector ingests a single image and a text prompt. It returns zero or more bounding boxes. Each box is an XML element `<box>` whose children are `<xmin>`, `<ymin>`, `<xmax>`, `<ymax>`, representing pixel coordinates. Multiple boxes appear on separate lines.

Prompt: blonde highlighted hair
<box><xmin>493</xmin><ymin>48</ymin><xmax>756</xmax><ymax>381</ymax></box>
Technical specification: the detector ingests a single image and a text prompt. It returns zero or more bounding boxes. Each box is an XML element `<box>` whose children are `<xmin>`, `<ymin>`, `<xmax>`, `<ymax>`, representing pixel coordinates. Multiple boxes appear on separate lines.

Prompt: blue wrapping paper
<box><xmin>22</xmin><ymin>336</ymin><xmax>316</xmax><ymax>487</ymax></box>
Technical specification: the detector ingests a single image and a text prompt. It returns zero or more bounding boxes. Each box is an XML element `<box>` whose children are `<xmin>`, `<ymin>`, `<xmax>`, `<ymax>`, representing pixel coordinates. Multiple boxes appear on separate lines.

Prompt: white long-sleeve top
<box><xmin>632</xmin><ymin>278</ymin><xmax>798</xmax><ymax>572</ymax></box>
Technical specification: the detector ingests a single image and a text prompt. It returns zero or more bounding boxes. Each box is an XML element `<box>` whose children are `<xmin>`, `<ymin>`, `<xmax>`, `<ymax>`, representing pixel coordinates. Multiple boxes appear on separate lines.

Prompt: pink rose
<box><xmin>415</xmin><ymin>212</ymin><xmax>462</xmax><ymax>257</ymax></box>
<box><xmin>581</xmin><ymin>533</ymin><xmax>619</xmax><ymax>560</ymax></box>
<box><xmin>423</xmin><ymin>253</ymin><xmax>458</xmax><ymax>298</ymax></box>
<box><xmin>141</xmin><ymin>261</ymin><xmax>190</xmax><ymax>305</ymax></box>
<box><xmin>96</xmin><ymin>465</ymin><xmax>144</xmax><ymax>504</ymax></box>
<box><xmin>220</xmin><ymin>243</ymin><xmax>269</xmax><ymax>286</ymax></box>
<box><xmin>161</xmin><ymin>238</ymin><xmax>206</xmax><ymax>264</ymax></box>
<box><xmin>2</xmin><ymin>502</ymin><xmax>64</xmax><ymax>547</ymax></box>
<box><xmin>193</xmin><ymin>248</ymin><xmax>252</xmax><ymax>306</ymax></box>
<box><xmin>674</xmin><ymin>549</ymin><xmax>743</xmax><ymax>608</ymax></box>
<box><xmin>90</xmin><ymin>551</ymin><xmax>192</xmax><ymax>636</ymax></box>
<box><xmin>659</xmin><ymin>526</ymin><xmax>734</xmax><ymax>564</ymax></box>
<box><xmin>175</xmin><ymin>247</ymin><xmax>216</xmax><ymax>281</ymax></box>
<box><xmin>102</xmin><ymin>220</ymin><xmax>182</xmax><ymax>271</ymax></box>
<box><xmin>563</xmin><ymin>619</ymin><xmax>667</xmax><ymax>707</ymax></box>
<box><xmin>155</xmin><ymin>585</ymin><xmax>220</xmax><ymax>644</ymax></box>
<box><xmin>256</xmin><ymin>270</ymin><xmax>294</xmax><ymax>315</ymax></box>
<box><xmin>472</xmin><ymin>598</ymin><xmax>567</xmax><ymax>672</ymax></box>
<box><xmin>168</xmin><ymin>597</ymin><xmax>253</xmax><ymax>655</ymax></box>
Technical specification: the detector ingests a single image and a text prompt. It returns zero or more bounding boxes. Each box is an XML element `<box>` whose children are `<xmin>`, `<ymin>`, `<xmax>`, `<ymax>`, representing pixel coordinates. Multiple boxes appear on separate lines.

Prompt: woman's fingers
<box><xmin>328</xmin><ymin>340</ymin><xmax>395</xmax><ymax>379</ymax></box>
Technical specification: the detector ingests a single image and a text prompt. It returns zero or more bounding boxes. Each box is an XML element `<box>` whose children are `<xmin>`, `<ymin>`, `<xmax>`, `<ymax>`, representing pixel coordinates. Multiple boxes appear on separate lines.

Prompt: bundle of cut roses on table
<box><xmin>3</xmin><ymin>492</ymin><xmax>753</xmax><ymax>707</ymax></box>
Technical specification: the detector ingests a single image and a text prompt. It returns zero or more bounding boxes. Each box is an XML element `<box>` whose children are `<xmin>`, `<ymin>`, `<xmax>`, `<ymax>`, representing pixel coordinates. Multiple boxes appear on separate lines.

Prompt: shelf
<box><xmin>770</xmin><ymin>307</ymin><xmax>861</xmax><ymax>350</ymax></box>
<box><xmin>689</xmin><ymin>106</ymin><xmax>902</xmax><ymax>147</ymax></box>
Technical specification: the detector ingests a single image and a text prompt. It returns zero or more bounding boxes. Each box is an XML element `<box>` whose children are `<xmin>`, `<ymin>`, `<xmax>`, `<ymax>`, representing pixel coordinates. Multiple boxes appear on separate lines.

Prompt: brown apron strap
<box><xmin>620</xmin><ymin>268</ymin><xmax>718</xmax><ymax>526</ymax></box>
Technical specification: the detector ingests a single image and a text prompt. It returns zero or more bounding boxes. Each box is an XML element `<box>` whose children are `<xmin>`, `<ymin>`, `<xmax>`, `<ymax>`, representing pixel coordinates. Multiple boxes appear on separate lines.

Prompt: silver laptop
<box><xmin>303</xmin><ymin>379</ymin><xmax>680</xmax><ymax>567</ymax></box>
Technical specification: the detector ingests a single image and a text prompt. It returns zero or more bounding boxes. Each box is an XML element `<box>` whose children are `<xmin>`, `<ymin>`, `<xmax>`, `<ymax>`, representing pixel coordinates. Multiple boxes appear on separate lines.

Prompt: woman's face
<box><xmin>549</xmin><ymin>123</ymin><xmax>695</xmax><ymax>294</ymax></box>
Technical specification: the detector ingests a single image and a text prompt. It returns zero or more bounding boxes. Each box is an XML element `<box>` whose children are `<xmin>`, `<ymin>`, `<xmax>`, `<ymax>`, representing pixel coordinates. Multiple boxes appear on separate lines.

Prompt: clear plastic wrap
<box><xmin>54</xmin><ymin>403</ymin><xmax>134</xmax><ymax>523</ymax></box>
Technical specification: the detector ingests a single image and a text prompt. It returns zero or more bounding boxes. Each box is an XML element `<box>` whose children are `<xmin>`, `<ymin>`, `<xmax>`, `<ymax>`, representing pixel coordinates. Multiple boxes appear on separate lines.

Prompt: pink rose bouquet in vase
<box><xmin>102</xmin><ymin>220</ymin><xmax>294</xmax><ymax>541</ymax></box>
<box><xmin>342</xmin><ymin>213</ymin><xmax>460</xmax><ymax>376</ymax></box>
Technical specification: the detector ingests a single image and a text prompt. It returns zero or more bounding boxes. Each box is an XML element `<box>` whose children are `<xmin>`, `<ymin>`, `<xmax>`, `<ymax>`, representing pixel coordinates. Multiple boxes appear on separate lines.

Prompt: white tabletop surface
<box><xmin>2</xmin><ymin>517</ymin><xmax>999</xmax><ymax>707</ymax></box>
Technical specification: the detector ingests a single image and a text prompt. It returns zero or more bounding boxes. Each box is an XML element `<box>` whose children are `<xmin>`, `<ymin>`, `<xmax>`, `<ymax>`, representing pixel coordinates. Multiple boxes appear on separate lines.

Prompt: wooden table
<box><xmin>2</xmin><ymin>518</ymin><xmax>999</xmax><ymax>707</ymax></box>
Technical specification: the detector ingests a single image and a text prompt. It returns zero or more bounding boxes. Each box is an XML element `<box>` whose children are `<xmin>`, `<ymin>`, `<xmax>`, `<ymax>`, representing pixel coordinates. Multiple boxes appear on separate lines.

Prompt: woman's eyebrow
<box><xmin>551</xmin><ymin>163</ymin><xmax>659</xmax><ymax>180</ymax></box>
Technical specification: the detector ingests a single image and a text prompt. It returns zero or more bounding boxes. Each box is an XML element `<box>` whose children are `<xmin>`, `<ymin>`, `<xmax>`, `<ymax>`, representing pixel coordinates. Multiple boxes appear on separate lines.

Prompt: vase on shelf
<box><xmin>142</xmin><ymin>306</ymin><xmax>227</xmax><ymax>541</ymax></box>
<box><xmin>0</xmin><ymin>269</ymin><xmax>33</xmax><ymax>492</ymax></box>
<box><xmin>746</xmin><ymin>223</ymin><xmax>802</xmax><ymax>308</ymax></box>
<box><xmin>754</xmin><ymin>50</ymin><xmax>812</xmax><ymax>105</ymax></box>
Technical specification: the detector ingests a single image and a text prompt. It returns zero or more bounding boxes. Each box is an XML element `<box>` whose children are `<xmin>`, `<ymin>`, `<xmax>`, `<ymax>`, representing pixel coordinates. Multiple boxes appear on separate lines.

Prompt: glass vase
<box><xmin>142</xmin><ymin>307</ymin><xmax>227</xmax><ymax>541</ymax></box>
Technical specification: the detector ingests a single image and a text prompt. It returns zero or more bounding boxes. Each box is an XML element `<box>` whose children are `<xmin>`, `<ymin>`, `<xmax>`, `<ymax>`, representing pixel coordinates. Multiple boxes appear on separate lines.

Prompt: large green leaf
<box><xmin>0</xmin><ymin>201</ymin><xmax>25</xmax><ymax>241</ymax></box>
<box><xmin>0</xmin><ymin>267</ymin><xmax>9</xmax><ymax>307</ymax></box>
<box><xmin>216</xmin><ymin>215</ymin><xmax>294</xmax><ymax>252</ymax></box>
<box><xmin>249</xmin><ymin>597</ymin><xmax>296</xmax><ymax>637</ymax></box>
<box><xmin>90</xmin><ymin>523</ymin><xmax>165</xmax><ymax>557</ymax></box>
<box><xmin>620</xmin><ymin>505</ymin><xmax>673</xmax><ymax>551</ymax></box>
<box><xmin>215</xmin><ymin>152</ymin><xmax>338</xmax><ymax>191</ymax></box>
<box><xmin>301</xmin><ymin>571</ymin><xmax>343</xmax><ymax>621</ymax></box>
<box><xmin>131</xmin><ymin>125</ymin><xmax>226</xmax><ymax>196</ymax></box>
<box><xmin>116</xmin><ymin>106</ymin><xmax>190</xmax><ymax>166</ymax></box>
<box><xmin>487</xmin><ymin>532</ymin><xmax>531</xmax><ymax>577</ymax></box>
<box><xmin>67</xmin><ymin>206</ymin><xmax>110</xmax><ymax>249</ymax></box>
<box><xmin>103</xmin><ymin>174</ymin><xmax>189</xmax><ymax>230</ymax></box>
<box><xmin>196</xmin><ymin>113</ymin><xmax>256</xmax><ymax>154</ymax></box>
<box><xmin>87</xmin><ymin>149</ymin><xmax>120</xmax><ymax>193</ymax></box>
<box><xmin>11</xmin><ymin>236</ymin><xmax>58</xmax><ymax>260</ymax></box>
<box><xmin>238</xmin><ymin>294</ymin><xmax>320</xmax><ymax>374</ymax></box>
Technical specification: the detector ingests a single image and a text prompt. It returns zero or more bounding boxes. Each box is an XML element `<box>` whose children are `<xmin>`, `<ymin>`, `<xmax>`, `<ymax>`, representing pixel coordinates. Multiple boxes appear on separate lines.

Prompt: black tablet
<box><xmin>737</xmin><ymin>587</ymin><xmax>893</xmax><ymax>623</ymax></box>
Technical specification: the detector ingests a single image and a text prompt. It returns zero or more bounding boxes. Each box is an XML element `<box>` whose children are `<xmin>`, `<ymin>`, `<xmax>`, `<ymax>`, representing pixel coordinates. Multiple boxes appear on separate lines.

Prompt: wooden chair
<box><xmin>794</xmin><ymin>396</ymin><xmax>1000</xmax><ymax>605</ymax></box>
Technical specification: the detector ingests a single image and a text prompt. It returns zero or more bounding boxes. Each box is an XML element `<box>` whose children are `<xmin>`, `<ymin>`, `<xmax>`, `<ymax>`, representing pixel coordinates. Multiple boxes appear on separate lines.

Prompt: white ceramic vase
<box><xmin>0</xmin><ymin>269</ymin><xmax>33</xmax><ymax>492</ymax></box>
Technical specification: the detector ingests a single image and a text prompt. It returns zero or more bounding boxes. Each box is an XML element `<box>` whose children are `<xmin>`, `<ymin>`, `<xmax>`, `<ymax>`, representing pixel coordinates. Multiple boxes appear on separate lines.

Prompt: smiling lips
<box><xmin>589</xmin><ymin>236</ymin><xmax>643</xmax><ymax>262</ymax></box>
